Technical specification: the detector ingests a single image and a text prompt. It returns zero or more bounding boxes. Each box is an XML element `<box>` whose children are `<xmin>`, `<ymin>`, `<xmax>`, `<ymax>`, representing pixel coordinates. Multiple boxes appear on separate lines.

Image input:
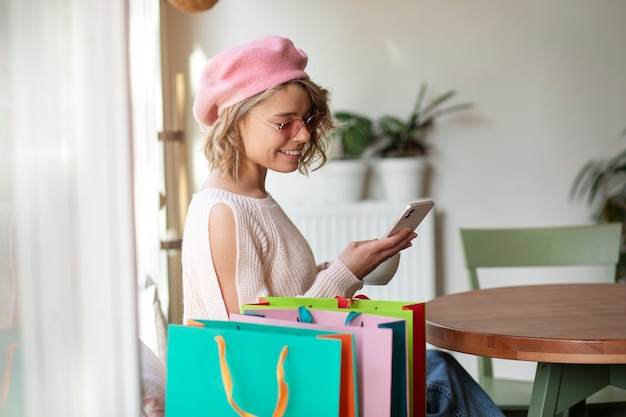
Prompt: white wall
<box><xmin>162</xmin><ymin>0</ymin><xmax>626</xmax><ymax>378</ymax></box>
<box><xmin>164</xmin><ymin>0</ymin><xmax>626</xmax><ymax>289</ymax></box>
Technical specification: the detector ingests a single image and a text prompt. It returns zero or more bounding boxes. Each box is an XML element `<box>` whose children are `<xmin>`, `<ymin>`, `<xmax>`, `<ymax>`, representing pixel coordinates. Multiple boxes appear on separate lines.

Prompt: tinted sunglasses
<box><xmin>248</xmin><ymin>111</ymin><xmax>326</xmax><ymax>140</ymax></box>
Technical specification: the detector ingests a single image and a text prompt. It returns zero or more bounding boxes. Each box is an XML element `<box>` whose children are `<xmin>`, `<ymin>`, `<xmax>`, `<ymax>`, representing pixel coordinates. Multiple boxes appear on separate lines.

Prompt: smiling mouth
<box><xmin>279</xmin><ymin>149</ymin><xmax>301</xmax><ymax>156</ymax></box>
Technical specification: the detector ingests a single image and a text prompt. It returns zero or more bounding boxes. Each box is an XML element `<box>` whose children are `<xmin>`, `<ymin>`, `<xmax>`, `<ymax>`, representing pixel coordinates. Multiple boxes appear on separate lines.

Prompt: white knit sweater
<box><xmin>181</xmin><ymin>188</ymin><xmax>363</xmax><ymax>321</ymax></box>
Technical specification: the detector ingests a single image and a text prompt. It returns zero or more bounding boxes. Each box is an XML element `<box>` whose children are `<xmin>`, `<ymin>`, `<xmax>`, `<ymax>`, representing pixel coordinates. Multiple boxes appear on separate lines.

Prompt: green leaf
<box><xmin>331</xmin><ymin>111</ymin><xmax>374</xmax><ymax>158</ymax></box>
<box><xmin>420</xmin><ymin>90</ymin><xmax>457</xmax><ymax>118</ymax></box>
<box><xmin>410</xmin><ymin>83</ymin><xmax>428</xmax><ymax>127</ymax></box>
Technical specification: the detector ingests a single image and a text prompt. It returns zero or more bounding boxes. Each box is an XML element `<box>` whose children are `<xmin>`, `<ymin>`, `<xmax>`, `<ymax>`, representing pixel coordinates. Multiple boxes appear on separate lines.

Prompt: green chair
<box><xmin>459</xmin><ymin>223</ymin><xmax>625</xmax><ymax>415</ymax></box>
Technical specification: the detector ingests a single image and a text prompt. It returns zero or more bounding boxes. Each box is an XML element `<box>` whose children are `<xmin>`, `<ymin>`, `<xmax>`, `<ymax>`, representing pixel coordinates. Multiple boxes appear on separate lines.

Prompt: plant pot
<box><xmin>371</xmin><ymin>156</ymin><xmax>426</xmax><ymax>202</ymax></box>
<box><xmin>320</xmin><ymin>159</ymin><xmax>369</xmax><ymax>204</ymax></box>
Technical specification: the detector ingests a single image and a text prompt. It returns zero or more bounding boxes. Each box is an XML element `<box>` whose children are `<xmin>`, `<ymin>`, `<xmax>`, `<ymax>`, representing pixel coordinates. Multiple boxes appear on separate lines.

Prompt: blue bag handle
<box><xmin>297</xmin><ymin>306</ymin><xmax>362</xmax><ymax>326</ymax></box>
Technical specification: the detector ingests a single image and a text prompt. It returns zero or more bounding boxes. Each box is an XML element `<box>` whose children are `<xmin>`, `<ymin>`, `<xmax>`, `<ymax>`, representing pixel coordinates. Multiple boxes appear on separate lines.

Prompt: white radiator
<box><xmin>284</xmin><ymin>200</ymin><xmax>436</xmax><ymax>302</ymax></box>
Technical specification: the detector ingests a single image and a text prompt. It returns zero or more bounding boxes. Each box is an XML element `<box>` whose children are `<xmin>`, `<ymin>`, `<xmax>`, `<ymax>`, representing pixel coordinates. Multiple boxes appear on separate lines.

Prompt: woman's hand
<box><xmin>338</xmin><ymin>227</ymin><xmax>417</xmax><ymax>279</ymax></box>
<box><xmin>316</xmin><ymin>262</ymin><xmax>331</xmax><ymax>272</ymax></box>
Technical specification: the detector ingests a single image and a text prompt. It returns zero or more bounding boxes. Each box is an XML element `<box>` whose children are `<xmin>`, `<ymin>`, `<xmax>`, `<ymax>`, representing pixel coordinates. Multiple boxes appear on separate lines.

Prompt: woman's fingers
<box><xmin>338</xmin><ymin>228</ymin><xmax>418</xmax><ymax>279</ymax></box>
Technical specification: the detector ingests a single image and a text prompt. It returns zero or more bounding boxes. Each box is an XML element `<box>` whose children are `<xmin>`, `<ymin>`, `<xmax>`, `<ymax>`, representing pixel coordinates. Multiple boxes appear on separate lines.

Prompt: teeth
<box><xmin>281</xmin><ymin>150</ymin><xmax>301</xmax><ymax>156</ymax></box>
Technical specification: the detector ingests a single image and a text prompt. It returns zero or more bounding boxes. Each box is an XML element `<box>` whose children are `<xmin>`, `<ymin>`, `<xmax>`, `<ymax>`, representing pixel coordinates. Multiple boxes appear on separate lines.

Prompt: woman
<box><xmin>182</xmin><ymin>35</ymin><xmax>415</xmax><ymax>321</ymax></box>
<box><xmin>182</xmin><ymin>35</ymin><xmax>504</xmax><ymax>417</ymax></box>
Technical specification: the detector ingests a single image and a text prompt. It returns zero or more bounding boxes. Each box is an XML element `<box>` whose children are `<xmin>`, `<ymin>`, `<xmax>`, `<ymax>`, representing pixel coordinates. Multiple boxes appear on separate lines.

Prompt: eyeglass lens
<box><xmin>280</xmin><ymin>113</ymin><xmax>325</xmax><ymax>140</ymax></box>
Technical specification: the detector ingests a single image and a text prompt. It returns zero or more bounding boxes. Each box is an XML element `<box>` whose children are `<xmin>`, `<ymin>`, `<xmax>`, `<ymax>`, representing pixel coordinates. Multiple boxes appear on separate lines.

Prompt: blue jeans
<box><xmin>426</xmin><ymin>350</ymin><xmax>505</xmax><ymax>417</ymax></box>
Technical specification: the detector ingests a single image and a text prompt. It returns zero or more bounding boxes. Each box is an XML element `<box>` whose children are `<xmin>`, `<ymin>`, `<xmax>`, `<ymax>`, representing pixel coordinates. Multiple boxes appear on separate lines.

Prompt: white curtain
<box><xmin>129</xmin><ymin>0</ymin><xmax>169</xmax><ymax>356</ymax></box>
<box><xmin>7</xmin><ymin>0</ymin><xmax>142</xmax><ymax>416</ymax></box>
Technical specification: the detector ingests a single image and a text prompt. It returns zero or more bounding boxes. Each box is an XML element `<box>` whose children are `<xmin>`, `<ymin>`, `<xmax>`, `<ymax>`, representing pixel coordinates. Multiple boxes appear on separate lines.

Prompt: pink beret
<box><xmin>192</xmin><ymin>36</ymin><xmax>310</xmax><ymax>126</ymax></box>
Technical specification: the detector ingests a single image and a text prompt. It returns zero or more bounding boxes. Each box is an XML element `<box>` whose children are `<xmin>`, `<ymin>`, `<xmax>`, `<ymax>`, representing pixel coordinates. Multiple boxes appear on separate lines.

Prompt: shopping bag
<box><xmin>166</xmin><ymin>319</ymin><xmax>358</xmax><ymax>417</ymax></box>
<box><xmin>246</xmin><ymin>296</ymin><xmax>426</xmax><ymax>417</ymax></box>
<box><xmin>0</xmin><ymin>328</ymin><xmax>23</xmax><ymax>417</ymax></box>
<box><xmin>235</xmin><ymin>307</ymin><xmax>406</xmax><ymax>417</ymax></box>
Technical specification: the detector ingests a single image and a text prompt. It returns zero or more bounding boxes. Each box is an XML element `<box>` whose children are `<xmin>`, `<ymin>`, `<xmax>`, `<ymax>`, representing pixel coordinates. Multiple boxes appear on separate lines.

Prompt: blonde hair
<box><xmin>201</xmin><ymin>79</ymin><xmax>334</xmax><ymax>181</ymax></box>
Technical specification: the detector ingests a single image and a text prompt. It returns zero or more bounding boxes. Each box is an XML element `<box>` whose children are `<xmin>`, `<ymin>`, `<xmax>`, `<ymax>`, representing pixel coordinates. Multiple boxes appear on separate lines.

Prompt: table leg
<box><xmin>611</xmin><ymin>364</ymin><xmax>626</xmax><ymax>389</ymax></box>
<box><xmin>527</xmin><ymin>363</ymin><xmax>563</xmax><ymax>417</ymax></box>
<box><xmin>527</xmin><ymin>363</ymin><xmax>625</xmax><ymax>417</ymax></box>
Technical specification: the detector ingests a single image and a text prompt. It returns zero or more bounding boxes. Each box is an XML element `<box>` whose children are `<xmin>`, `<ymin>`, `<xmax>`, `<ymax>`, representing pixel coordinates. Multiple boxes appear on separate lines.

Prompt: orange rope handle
<box><xmin>272</xmin><ymin>346</ymin><xmax>289</xmax><ymax>417</ymax></box>
<box><xmin>1</xmin><ymin>342</ymin><xmax>18</xmax><ymax>413</ymax></box>
<box><xmin>214</xmin><ymin>336</ymin><xmax>255</xmax><ymax>417</ymax></box>
<box><xmin>214</xmin><ymin>336</ymin><xmax>289</xmax><ymax>417</ymax></box>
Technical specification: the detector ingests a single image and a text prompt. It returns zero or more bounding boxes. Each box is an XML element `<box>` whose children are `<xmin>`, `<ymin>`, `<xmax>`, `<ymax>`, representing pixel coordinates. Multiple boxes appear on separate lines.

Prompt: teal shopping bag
<box><xmin>166</xmin><ymin>319</ymin><xmax>357</xmax><ymax>417</ymax></box>
<box><xmin>246</xmin><ymin>296</ymin><xmax>426</xmax><ymax>417</ymax></box>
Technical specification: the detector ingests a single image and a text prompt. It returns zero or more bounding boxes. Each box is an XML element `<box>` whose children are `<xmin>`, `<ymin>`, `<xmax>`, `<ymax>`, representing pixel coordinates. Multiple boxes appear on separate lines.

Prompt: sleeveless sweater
<box><xmin>181</xmin><ymin>188</ymin><xmax>363</xmax><ymax>321</ymax></box>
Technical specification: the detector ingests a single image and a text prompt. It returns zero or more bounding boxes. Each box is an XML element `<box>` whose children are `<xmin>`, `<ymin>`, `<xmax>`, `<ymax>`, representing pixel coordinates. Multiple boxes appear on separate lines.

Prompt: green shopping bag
<box><xmin>166</xmin><ymin>319</ymin><xmax>358</xmax><ymax>417</ymax></box>
<box><xmin>245</xmin><ymin>296</ymin><xmax>426</xmax><ymax>417</ymax></box>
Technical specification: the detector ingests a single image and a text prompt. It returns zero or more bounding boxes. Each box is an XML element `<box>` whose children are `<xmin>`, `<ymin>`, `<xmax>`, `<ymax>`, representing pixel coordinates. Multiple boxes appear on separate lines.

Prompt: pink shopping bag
<box><xmin>244</xmin><ymin>296</ymin><xmax>426</xmax><ymax>417</ymax></box>
<box><xmin>234</xmin><ymin>307</ymin><xmax>401</xmax><ymax>417</ymax></box>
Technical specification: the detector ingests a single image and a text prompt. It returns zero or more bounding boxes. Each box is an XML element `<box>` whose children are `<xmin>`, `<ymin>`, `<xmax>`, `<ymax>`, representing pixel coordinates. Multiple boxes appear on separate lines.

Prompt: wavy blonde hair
<box><xmin>201</xmin><ymin>79</ymin><xmax>335</xmax><ymax>181</ymax></box>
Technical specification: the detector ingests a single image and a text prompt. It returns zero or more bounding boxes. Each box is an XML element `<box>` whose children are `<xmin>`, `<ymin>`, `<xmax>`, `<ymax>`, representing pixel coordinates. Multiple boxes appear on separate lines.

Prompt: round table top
<box><xmin>426</xmin><ymin>283</ymin><xmax>626</xmax><ymax>364</ymax></box>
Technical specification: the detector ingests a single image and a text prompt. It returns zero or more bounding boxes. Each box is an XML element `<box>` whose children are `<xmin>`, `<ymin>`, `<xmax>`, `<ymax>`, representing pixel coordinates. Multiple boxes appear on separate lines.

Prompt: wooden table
<box><xmin>426</xmin><ymin>283</ymin><xmax>626</xmax><ymax>417</ymax></box>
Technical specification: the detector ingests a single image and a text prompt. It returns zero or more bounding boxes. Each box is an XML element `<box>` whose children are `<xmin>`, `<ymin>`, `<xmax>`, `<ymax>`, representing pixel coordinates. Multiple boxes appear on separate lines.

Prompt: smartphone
<box><xmin>382</xmin><ymin>200</ymin><xmax>435</xmax><ymax>238</ymax></box>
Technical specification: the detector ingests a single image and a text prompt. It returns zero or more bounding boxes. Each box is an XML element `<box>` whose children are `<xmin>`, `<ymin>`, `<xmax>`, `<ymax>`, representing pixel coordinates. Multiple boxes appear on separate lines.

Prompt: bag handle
<box><xmin>297</xmin><ymin>305</ymin><xmax>363</xmax><ymax>326</ymax></box>
<box><xmin>214</xmin><ymin>335</ymin><xmax>289</xmax><ymax>417</ymax></box>
<box><xmin>335</xmin><ymin>294</ymin><xmax>370</xmax><ymax>308</ymax></box>
<box><xmin>1</xmin><ymin>342</ymin><xmax>18</xmax><ymax>414</ymax></box>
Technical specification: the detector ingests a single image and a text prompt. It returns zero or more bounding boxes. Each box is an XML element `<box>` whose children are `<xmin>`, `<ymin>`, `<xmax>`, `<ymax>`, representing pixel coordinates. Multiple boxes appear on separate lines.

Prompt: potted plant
<box><xmin>570</xmin><ymin>128</ymin><xmax>626</xmax><ymax>280</ymax></box>
<box><xmin>368</xmin><ymin>82</ymin><xmax>474</xmax><ymax>201</ymax></box>
<box><xmin>317</xmin><ymin>111</ymin><xmax>375</xmax><ymax>204</ymax></box>
<box><xmin>329</xmin><ymin>111</ymin><xmax>375</xmax><ymax>160</ymax></box>
<box><xmin>373</xmin><ymin>82</ymin><xmax>474</xmax><ymax>157</ymax></box>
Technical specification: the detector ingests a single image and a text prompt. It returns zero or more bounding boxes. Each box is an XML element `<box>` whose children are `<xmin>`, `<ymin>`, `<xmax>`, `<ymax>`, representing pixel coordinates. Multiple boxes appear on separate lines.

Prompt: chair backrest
<box><xmin>459</xmin><ymin>223</ymin><xmax>622</xmax><ymax>383</ymax></box>
<box><xmin>460</xmin><ymin>223</ymin><xmax>622</xmax><ymax>290</ymax></box>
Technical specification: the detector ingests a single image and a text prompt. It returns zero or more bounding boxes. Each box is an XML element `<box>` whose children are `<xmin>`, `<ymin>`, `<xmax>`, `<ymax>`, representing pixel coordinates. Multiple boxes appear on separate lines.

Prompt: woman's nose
<box><xmin>291</xmin><ymin>124</ymin><xmax>312</xmax><ymax>143</ymax></box>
